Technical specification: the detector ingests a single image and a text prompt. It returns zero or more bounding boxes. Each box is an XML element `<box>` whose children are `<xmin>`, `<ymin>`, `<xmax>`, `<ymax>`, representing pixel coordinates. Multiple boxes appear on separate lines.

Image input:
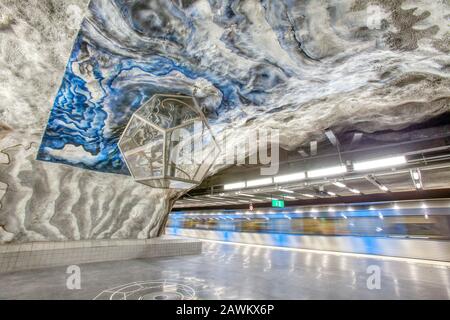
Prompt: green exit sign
<box><xmin>272</xmin><ymin>199</ymin><xmax>285</xmax><ymax>208</ymax></box>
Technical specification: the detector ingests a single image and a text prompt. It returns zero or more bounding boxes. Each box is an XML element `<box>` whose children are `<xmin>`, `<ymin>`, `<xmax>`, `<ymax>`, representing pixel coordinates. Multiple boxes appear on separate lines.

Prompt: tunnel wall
<box><xmin>0</xmin><ymin>132</ymin><xmax>175</xmax><ymax>244</ymax></box>
<box><xmin>0</xmin><ymin>1</ymin><xmax>177</xmax><ymax>244</ymax></box>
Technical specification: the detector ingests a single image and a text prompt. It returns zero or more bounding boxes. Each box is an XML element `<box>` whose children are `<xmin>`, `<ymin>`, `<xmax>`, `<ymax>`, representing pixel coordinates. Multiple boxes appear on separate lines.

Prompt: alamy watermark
<box><xmin>66</xmin><ymin>265</ymin><xmax>81</xmax><ymax>290</ymax></box>
<box><xmin>169</xmin><ymin>121</ymin><xmax>280</xmax><ymax>175</ymax></box>
<box><xmin>366</xmin><ymin>265</ymin><xmax>381</xmax><ymax>290</ymax></box>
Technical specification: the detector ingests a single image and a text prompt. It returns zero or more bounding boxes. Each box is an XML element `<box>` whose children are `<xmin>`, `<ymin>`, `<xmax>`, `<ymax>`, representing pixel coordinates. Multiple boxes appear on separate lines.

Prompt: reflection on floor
<box><xmin>1</xmin><ymin>241</ymin><xmax>449</xmax><ymax>300</ymax></box>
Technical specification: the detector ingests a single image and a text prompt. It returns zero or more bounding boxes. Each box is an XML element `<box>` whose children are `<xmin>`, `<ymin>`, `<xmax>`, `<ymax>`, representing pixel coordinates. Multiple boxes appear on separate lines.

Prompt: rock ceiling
<box><xmin>27</xmin><ymin>0</ymin><xmax>450</xmax><ymax>175</ymax></box>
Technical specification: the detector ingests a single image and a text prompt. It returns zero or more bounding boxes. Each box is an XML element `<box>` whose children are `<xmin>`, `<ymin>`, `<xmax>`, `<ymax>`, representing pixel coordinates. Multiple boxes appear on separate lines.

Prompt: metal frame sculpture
<box><xmin>118</xmin><ymin>94</ymin><xmax>219</xmax><ymax>189</ymax></box>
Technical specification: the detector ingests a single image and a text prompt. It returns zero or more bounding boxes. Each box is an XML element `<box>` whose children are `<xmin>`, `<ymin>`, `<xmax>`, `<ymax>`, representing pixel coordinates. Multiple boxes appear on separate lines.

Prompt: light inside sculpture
<box><xmin>118</xmin><ymin>94</ymin><xmax>219</xmax><ymax>189</ymax></box>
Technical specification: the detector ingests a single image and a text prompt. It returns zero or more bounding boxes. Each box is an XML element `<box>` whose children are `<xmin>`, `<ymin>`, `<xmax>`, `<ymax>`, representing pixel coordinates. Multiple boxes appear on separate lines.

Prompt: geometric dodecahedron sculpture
<box><xmin>118</xmin><ymin>94</ymin><xmax>219</xmax><ymax>189</ymax></box>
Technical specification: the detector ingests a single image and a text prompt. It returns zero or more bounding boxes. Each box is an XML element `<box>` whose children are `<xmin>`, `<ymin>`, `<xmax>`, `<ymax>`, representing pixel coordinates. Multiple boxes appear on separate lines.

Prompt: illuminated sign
<box><xmin>272</xmin><ymin>199</ymin><xmax>284</xmax><ymax>208</ymax></box>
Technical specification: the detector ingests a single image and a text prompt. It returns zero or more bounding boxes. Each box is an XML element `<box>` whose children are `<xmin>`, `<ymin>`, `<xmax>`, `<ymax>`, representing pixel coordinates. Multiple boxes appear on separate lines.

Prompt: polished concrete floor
<box><xmin>0</xmin><ymin>240</ymin><xmax>449</xmax><ymax>300</ymax></box>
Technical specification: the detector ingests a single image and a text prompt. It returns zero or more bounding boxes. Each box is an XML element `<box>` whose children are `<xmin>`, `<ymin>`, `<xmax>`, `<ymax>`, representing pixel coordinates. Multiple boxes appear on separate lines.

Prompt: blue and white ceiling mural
<box><xmin>37</xmin><ymin>0</ymin><xmax>450</xmax><ymax>175</ymax></box>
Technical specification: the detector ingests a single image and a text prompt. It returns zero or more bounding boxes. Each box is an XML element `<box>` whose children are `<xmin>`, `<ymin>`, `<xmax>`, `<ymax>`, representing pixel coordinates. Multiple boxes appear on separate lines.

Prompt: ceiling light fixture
<box><xmin>224</xmin><ymin>182</ymin><xmax>245</xmax><ymax>190</ymax></box>
<box><xmin>278</xmin><ymin>188</ymin><xmax>294</xmax><ymax>193</ymax></box>
<box><xmin>208</xmin><ymin>196</ymin><xmax>225</xmax><ymax>200</ymax></box>
<box><xmin>246</xmin><ymin>178</ymin><xmax>273</xmax><ymax>187</ymax></box>
<box><xmin>274</xmin><ymin>172</ymin><xmax>306</xmax><ymax>183</ymax></box>
<box><xmin>353</xmin><ymin>156</ymin><xmax>406</xmax><ymax>171</ymax></box>
<box><xmin>410</xmin><ymin>169</ymin><xmax>423</xmax><ymax>190</ymax></box>
<box><xmin>308</xmin><ymin>166</ymin><xmax>347</xmax><ymax>178</ymax></box>
<box><xmin>237</xmin><ymin>193</ymin><xmax>254</xmax><ymax>197</ymax></box>
<box><xmin>332</xmin><ymin>181</ymin><xmax>347</xmax><ymax>188</ymax></box>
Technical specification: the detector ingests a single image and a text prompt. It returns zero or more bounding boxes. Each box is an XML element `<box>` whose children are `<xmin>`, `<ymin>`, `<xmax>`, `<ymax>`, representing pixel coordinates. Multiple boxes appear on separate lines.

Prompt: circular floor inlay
<box><xmin>94</xmin><ymin>280</ymin><xmax>196</xmax><ymax>300</ymax></box>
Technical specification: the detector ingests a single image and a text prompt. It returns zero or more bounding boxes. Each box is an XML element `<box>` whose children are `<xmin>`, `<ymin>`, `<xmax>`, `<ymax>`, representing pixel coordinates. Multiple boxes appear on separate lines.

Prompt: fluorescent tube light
<box><xmin>208</xmin><ymin>196</ymin><xmax>226</xmax><ymax>200</ymax></box>
<box><xmin>301</xmin><ymin>194</ymin><xmax>315</xmax><ymax>198</ymax></box>
<box><xmin>353</xmin><ymin>156</ymin><xmax>406</xmax><ymax>171</ymax></box>
<box><xmin>308</xmin><ymin>166</ymin><xmax>347</xmax><ymax>178</ymax></box>
<box><xmin>237</xmin><ymin>193</ymin><xmax>254</xmax><ymax>197</ymax></box>
<box><xmin>224</xmin><ymin>182</ymin><xmax>245</xmax><ymax>190</ymax></box>
<box><xmin>274</xmin><ymin>172</ymin><xmax>306</xmax><ymax>183</ymax></box>
<box><xmin>349</xmin><ymin>188</ymin><xmax>361</xmax><ymax>194</ymax></box>
<box><xmin>278</xmin><ymin>188</ymin><xmax>294</xmax><ymax>193</ymax></box>
<box><xmin>246</xmin><ymin>178</ymin><xmax>273</xmax><ymax>187</ymax></box>
<box><xmin>333</xmin><ymin>182</ymin><xmax>347</xmax><ymax>188</ymax></box>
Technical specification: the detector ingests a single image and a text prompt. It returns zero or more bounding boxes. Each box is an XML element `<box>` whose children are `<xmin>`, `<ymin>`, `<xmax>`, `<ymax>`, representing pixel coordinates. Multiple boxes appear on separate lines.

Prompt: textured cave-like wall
<box><xmin>0</xmin><ymin>134</ymin><xmax>174</xmax><ymax>243</ymax></box>
<box><xmin>0</xmin><ymin>0</ymin><xmax>176</xmax><ymax>244</ymax></box>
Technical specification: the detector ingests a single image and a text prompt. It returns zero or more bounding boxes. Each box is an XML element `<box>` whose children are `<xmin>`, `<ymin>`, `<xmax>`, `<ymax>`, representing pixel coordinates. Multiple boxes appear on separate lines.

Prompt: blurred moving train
<box><xmin>167</xmin><ymin>199</ymin><xmax>450</xmax><ymax>261</ymax></box>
